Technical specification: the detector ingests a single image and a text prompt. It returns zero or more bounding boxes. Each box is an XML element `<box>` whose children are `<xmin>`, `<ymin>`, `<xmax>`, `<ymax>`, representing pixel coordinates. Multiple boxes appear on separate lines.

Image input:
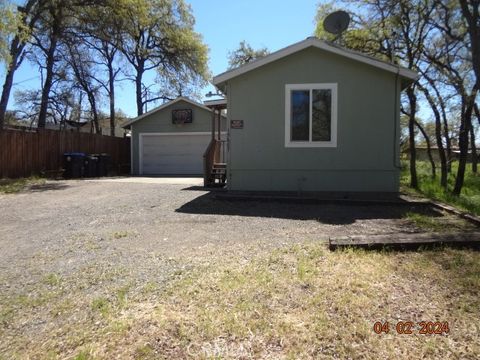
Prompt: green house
<box><xmin>207</xmin><ymin>37</ymin><xmax>418</xmax><ymax>193</ymax></box>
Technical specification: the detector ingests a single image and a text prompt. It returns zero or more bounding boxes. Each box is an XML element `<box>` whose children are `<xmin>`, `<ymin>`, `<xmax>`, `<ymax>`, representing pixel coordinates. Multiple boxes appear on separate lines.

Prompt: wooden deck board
<box><xmin>329</xmin><ymin>232</ymin><xmax>480</xmax><ymax>250</ymax></box>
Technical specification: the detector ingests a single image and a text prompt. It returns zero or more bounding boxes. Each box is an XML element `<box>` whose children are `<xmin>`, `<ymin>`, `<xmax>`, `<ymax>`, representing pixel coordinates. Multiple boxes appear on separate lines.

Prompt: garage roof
<box><xmin>123</xmin><ymin>97</ymin><xmax>213</xmax><ymax>129</ymax></box>
<box><xmin>213</xmin><ymin>37</ymin><xmax>419</xmax><ymax>90</ymax></box>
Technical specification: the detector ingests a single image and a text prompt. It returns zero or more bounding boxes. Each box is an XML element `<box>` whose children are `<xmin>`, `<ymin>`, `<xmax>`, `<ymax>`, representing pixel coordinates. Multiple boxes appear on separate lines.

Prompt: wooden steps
<box><xmin>207</xmin><ymin>163</ymin><xmax>226</xmax><ymax>186</ymax></box>
<box><xmin>203</xmin><ymin>137</ymin><xmax>227</xmax><ymax>187</ymax></box>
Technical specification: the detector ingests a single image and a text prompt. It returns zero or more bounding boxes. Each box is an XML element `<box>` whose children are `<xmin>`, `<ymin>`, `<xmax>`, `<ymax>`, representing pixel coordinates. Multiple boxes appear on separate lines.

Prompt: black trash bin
<box><xmin>84</xmin><ymin>154</ymin><xmax>99</xmax><ymax>177</ymax></box>
<box><xmin>63</xmin><ymin>153</ymin><xmax>85</xmax><ymax>179</ymax></box>
<box><xmin>96</xmin><ymin>153</ymin><xmax>111</xmax><ymax>177</ymax></box>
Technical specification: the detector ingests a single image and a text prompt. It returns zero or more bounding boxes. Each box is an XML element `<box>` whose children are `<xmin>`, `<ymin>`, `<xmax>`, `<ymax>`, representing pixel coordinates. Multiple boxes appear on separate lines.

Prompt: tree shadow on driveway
<box><xmin>175</xmin><ymin>192</ymin><xmax>442</xmax><ymax>226</ymax></box>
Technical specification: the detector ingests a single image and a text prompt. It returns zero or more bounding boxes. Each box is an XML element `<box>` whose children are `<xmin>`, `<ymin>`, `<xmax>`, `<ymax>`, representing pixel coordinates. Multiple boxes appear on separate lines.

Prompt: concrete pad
<box><xmin>86</xmin><ymin>176</ymin><xmax>204</xmax><ymax>185</ymax></box>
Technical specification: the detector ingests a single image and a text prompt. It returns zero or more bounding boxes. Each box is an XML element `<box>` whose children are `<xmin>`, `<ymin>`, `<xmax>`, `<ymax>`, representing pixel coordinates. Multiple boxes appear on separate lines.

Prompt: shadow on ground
<box><xmin>176</xmin><ymin>192</ymin><xmax>441</xmax><ymax>226</ymax></box>
<box><xmin>27</xmin><ymin>182</ymin><xmax>70</xmax><ymax>192</ymax></box>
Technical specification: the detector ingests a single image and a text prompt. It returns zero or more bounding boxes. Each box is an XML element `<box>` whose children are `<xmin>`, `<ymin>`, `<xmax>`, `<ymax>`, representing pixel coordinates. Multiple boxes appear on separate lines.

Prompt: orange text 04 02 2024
<box><xmin>373</xmin><ymin>321</ymin><xmax>450</xmax><ymax>335</ymax></box>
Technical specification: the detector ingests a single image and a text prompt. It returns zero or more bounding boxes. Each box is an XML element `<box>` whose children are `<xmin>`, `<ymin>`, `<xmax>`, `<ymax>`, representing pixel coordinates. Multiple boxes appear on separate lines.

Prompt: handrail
<box><xmin>204</xmin><ymin>139</ymin><xmax>228</xmax><ymax>186</ymax></box>
<box><xmin>203</xmin><ymin>139</ymin><xmax>217</xmax><ymax>186</ymax></box>
<box><xmin>214</xmin><ymin>140</ymin><xmax>227</xmax><ymax>164</ymax></box>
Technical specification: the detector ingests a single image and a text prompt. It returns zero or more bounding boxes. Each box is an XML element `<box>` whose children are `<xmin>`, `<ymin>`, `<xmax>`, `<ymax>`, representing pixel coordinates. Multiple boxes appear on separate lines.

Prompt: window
<box><xmin>285</xmin><ymin>84</ymin><xmax>337</xmax><ymax>147</ymax></box>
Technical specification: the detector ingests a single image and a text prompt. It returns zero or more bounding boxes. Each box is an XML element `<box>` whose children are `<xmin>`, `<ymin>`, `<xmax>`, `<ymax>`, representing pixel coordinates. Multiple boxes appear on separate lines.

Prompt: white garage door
<box><xmin>140</xmin><ymin>133</ymin><xmax>211</xmax><ymax>175</ymax></box>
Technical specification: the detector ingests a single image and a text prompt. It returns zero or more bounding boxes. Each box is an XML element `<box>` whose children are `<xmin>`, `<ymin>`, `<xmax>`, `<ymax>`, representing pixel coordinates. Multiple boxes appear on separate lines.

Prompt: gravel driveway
<box><xmin>0</xmin><ymin>177</ymin><xmax>464</xmax><ymax>279</ymax></box>
<box><xmin>0</xmin><ymin>178</ymin><xmax>469</xmax><ymax>357</ymax></box>
<box><xmin>0</xmin><ymin>177</ymin><xmax>436</xmax><ymax>265</ymax></box>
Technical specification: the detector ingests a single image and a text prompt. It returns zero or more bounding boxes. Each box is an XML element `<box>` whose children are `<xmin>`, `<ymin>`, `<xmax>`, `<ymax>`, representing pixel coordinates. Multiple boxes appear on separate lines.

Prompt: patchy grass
<box><xmin>111</xmin><ymin>231</ymin><xmax>130</xmax><ymax>240</ymax></box>
<box><xmin>402</xmin><ymin>160</ymin><xmax>480</xmax><ymax>216</ymax></box>
<box><xmin>91</xmin><ymin>297</ymin><xmax>111</xmax><ymax>317</ymax></box>
<box><xmin>2</xmin><ymin>243</ymin><xmax>479</xmax><ymax>359</ymax></box>
<box><xmin>403</xmin><ymin>211</ymin><xmax>473</xmax><ymax>232</ymax></box>
<box><xmin>43</xmin><ymin>273</ymin><xmax>62</xmax><ymax>287</ymax></box>
<box><xmin>0</xmin><ymin>177</ymin><xmax>46</xmax><ymax>194</ymax></box>
<box><xmin>147</xmin><ymin>244</ymin><xmax>480</xmax><ymax>359</ymax></box>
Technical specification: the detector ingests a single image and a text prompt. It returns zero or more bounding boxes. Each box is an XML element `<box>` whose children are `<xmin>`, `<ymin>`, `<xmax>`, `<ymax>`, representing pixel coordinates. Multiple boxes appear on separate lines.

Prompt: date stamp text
<box><xmin>373</xmin><ymin>321</ymin><xmax>450</xmax><ymax>335</ymax></box>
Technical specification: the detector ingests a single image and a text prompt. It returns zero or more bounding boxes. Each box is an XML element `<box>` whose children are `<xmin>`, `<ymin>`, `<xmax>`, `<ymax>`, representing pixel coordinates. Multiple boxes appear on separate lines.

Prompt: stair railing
<box><xmin>203</xmin><ymin>139</ymin><xmax>218</xmax><ymax>186</ymax></box>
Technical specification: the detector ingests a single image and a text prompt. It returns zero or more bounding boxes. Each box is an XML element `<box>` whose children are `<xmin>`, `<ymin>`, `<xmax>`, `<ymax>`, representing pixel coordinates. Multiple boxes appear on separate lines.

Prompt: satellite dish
<box><xmin>323</xmin><ymin>10</ymin><xmax>350</xmax><ymax>36</ymax></box>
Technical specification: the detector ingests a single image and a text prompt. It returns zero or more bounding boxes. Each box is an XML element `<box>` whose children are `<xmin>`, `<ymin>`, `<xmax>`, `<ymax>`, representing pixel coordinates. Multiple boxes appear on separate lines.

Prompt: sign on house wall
<box><xmin>231</xmin><ymin>120</ymin><xmax>244</xmax><ymax>129</ymax></box>
<box><xmin>172</xmin><ymin>109</ymin><xmax>193</xmax><ymax>124</ymax></box>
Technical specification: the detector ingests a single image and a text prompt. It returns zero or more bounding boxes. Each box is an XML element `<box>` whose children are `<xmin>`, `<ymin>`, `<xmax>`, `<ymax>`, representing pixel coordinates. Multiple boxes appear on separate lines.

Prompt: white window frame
<box><xmin>285</xmin><ymin>83</ymin><xmax>338</xmax><ymax>148</ymax></box>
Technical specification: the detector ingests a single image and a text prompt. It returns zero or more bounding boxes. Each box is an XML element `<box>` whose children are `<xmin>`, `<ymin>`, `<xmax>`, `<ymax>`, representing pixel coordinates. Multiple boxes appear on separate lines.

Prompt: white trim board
<box><xmin>285</xmin><ymin>83</ymin><xmax>338</xmax><ymax>148</ymax></box>
<box><xmin>204</xmin><ymin>99</ymin><xmax>227</xmax><ymax>106</ymax></box>
<box><xmin>213</xmin><ymin>37</ymin><xmax>418</xmax><ymax>86</ymax></box>
<box><xmin>123</xmin><ymin>97</ymin><xmax>214</xmax><ymax>128</ymax></box>
<box><xmin>140</xmin><ymin>132</ymin><xmax>213</xmax><ymax>136</ymax></box>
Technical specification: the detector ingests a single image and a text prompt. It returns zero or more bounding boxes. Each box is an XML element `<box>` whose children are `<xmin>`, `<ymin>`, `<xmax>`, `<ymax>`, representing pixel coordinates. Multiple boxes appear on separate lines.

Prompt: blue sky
<box><xmin>3</xmin><ymin>0</ymin><xmax>320</xmax><ymax>118</ymax></box>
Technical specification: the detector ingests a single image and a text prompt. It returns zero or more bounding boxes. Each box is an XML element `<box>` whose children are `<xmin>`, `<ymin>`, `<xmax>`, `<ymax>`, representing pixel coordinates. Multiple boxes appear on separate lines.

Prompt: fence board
<box><xmin>0</xmin><ymin>129</ymin><xmax>130</xmax><ymax>179</ymax></box>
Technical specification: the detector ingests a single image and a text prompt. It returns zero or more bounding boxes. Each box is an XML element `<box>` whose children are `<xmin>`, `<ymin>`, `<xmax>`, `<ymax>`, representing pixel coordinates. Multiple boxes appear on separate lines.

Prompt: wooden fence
<box><xmin>0</xmin><ymin>128</ymin><xmax>130</xmax><ymax>179</ymax></box>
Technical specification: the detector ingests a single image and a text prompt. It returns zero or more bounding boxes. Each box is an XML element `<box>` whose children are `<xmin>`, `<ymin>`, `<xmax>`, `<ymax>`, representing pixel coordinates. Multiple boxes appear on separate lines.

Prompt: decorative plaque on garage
<box><xmin>172</xmin><ymin>109</ymin><xmax>193</xmax><ymax>124</ymax></box>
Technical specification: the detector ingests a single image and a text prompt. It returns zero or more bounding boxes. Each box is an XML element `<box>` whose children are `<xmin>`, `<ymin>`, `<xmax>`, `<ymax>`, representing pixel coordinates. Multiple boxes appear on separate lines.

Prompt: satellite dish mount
<box><xmin>323</xmin><ymin>10</ymin><xmax>350</xmax><ymax>42</ymax></box>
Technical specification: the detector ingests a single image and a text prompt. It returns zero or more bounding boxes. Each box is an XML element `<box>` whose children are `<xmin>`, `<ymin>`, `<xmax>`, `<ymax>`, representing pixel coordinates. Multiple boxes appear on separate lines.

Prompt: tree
<box><xmin>63</xmin><ymin>40</ymin><xmax>101</xmax><ymax>133</ymax></box>
<box><xmin>0</xmin><ymin>0</ymin><xmax>44</xmax><ymax>130</ymax></box>
<box><xmin>33</xmin><ymin>0</ymin><xmax>66</xmax><ymax>128</ymax></box>
<box><xmin>119</xmin><ymin>0</ymin><xmax>209</xmax><ymax>116</ymax></box>
<box><xmin>316</xmin><ymin>0</ymin><xmax>435</xmax><ymax>188</ymax></box>
<box><xmin>315</xmin><ymin>0</ymin><xmax>477</xmax><ymax>196</ymax></box>
<box><xmin>77</xmin><ymin>0</ymin><xmax>124</xmax><ymax>136</ymax></box>
<box><xmin>0</xmin><ymin>0</ymin><xmax>22</xmax><ymax>63</ymax></box>
<box><xmin>426</xmin><ymin>0</ymin><xmax>477</xmax><ymax>195</ymax></box>
<box><xmin>417</xmin><ymin>80</ymin><xmax>449</xmax><ymax>187</ymax></box>
<box><xmin>227</xmin><ymin>41</ymin><xmax>269</xmax><ymax>69</ymax></box>
<box><xmin>30</xmin><ymin>0</ymin><xmax>108</xmax><ymax>128</ymax></box>
<box><xmin>458</xmin><ymin>0</ymin><xmax>480</xmax><ymax>90</ymax></box>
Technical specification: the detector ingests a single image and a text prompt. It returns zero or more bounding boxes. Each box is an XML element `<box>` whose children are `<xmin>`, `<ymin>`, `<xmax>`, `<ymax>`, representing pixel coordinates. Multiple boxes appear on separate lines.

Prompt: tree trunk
<box><xmin>443</xmin><ymin>114</ymin><xmax>453</xmax><ymax>172</ymax></box>
<box><xmin>37</xmin><ymin>34</ymin><xmax>59</xmax><ymax>128</ymax></box>
<box><xmin>459</xmin><ymin>0</ymin><xmax>480</xmax><ymax>90</ymax></box>
<box><xmin>453</xmin><ymin>116</ymin><xmax>470</xmax><ymax>196</ymax></box>
<box><xmin>406</xmin><ymin>88</ymin><xmax>418</xmax><ymax>189</ymax></box>
<box><xmin>475</xmin><ymin>103</ymin><xmax>480</xmax><ymax>126</ymax></box>
<box><xmin>415</xmin><ymin>120</ymin><xmax>436</xmax><ymax>179</ymax></box>
<box><xmin>0</xmin><ymin>61</ymin><xmax>17</xmax><ymax>130</ymax></box>
<box><xmin>418</xmin><ymin>84</ymin><xmax>448</xmax><ymax>188</ymax></box>
<box><xmin>87</xmin><ymin>92</ymin><xmax>100</xmax><ymax>134</ymax></box>
<box><xmin>108</xmin><ymin>59</ymin><xmax>116</xmax><ymax>137</ymax></box>
<box><xmin>135</xmin><ymin>62</ymin><xmax>144</xmax><ymax>116</ymax></box>
<box><xmin>470</xmin><ymin>125</ymin><xmax>477</xmax><ymax>173</ymax></box>
<box><xmin>426</xmin><ymin>74</ymin><xmax>452</xmax><ymax>173</ymax></box>
<box><xmin>453</xmin><ymin>89</ymin><xmax>477</xmax><ymax>195</ymax></box>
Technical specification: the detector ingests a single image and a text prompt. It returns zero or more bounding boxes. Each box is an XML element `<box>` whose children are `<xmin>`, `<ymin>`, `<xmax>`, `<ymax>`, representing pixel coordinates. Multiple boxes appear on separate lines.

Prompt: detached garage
<box><xmin>124</xmin><ymin>97</ymin><xmax>225</xmax><ymax>176</ymax></box>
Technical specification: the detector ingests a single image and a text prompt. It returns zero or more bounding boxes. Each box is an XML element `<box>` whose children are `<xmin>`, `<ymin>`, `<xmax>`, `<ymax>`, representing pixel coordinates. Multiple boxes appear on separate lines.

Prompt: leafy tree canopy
<box><xmin>227</xmin><ymin>40</ymin><xmax>269</xmax><ymax>69</ymax></box>
<box><xmin>0</xmin><ymin>0</ymin><xmax>27</xmax><ymax>64</ymax></box>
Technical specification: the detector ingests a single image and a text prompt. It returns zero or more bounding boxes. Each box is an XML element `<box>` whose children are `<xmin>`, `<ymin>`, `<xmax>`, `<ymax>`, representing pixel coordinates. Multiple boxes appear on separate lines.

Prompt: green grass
<box><xmin>404</xmin><ymin>211</ymin><xmax>455</xmax><ymax>232</ymax></box>
<box><xmin>91</xmin><ymin>297</ymin><xmax>110</xmax><ymax>317</ymax></box>
<box><xmin>0</xmin><ymin>177</ymin><xmax>46</xmax><ymax>194</ymax></box>
<box><xmin>401</xmin><ymin>160</ymin><xmax>480</xmax><ymax>216</ymax></box>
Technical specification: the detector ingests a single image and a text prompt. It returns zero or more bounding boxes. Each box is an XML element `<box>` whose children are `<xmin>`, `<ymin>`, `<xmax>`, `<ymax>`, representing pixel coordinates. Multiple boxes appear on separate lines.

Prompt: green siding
<box><xmin>131</xmin><ymin>99</ymin><xmax>223</xmax><ymax>175</ymax></box>
<box><xmin>226</xmin><ymin>46</ymin><xmax>401</xmax><ymax>192</ymax></box>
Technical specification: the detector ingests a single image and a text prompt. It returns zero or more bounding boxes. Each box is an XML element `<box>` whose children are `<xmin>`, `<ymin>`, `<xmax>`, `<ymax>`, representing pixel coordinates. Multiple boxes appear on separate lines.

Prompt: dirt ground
<box><xmin>0</xmin><ymin>178</ymin><xmax>476</xmax><ymax>358</ymax></box>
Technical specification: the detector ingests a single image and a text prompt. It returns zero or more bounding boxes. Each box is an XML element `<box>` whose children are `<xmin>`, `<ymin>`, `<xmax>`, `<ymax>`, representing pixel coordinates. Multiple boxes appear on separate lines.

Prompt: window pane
<box><xmin>291</xmin><ymin>90</ymin><xmax>310</xmax><ymax>141</ymax></box>
<box><xmin>312</xmin><ymin>89</ymin><xmax>331</xmax><ymax>142</ymax></box>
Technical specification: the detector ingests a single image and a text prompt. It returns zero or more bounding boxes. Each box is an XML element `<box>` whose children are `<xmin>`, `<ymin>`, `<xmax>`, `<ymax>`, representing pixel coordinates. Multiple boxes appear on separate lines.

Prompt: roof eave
<box><xmin>212</xmin><ymin>37</ymin><xmax>419</xmax><ymax>87</ymax></box>
<box><xmin>122</xmin><ymin>96</ymin><xmax>214</xmax><ymax>128</ymax></box>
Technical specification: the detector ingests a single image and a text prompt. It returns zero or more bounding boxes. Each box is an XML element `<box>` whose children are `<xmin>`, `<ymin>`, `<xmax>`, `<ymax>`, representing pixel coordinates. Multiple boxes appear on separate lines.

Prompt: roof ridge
<box><xmin>213</xmin><ymin>37</ymin><xmax>418</xmax><ymax>86</ymax></box>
